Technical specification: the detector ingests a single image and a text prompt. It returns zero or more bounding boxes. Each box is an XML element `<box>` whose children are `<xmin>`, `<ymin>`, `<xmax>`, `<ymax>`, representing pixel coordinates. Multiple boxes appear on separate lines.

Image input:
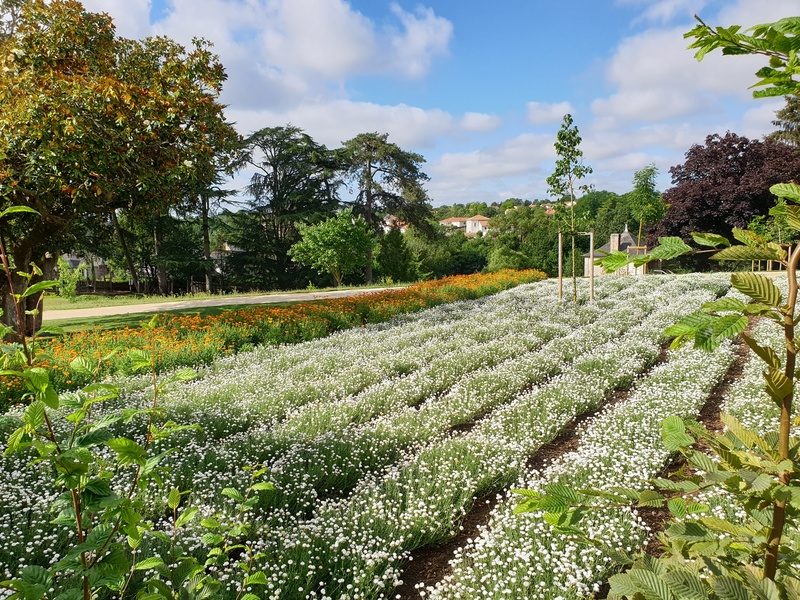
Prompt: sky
<box><xmin>81</xmin><ymin>0</ymin><xmax>798</xmax><ymax>207</ymax></box>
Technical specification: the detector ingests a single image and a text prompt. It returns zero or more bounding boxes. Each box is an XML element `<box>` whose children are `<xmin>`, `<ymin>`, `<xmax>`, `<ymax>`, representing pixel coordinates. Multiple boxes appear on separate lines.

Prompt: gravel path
<box><xmin>42</xmin><ymin>287</ymin><xmax>398</xmax><ymax>321</ymax></box>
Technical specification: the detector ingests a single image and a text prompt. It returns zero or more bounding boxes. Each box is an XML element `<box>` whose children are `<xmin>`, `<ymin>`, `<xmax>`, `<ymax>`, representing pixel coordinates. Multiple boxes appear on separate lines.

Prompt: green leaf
<box><xmin>663</xmin><ymin>569</ymin><xmax>708</xmax><ymax>600</ymax></box>
<box><xmin>35</xmin><ymin>325</ymin><xmax>65</xmax><ymax>337</ymax></box>
<box><xmin>69</xmin><ymin>356</ymin><xmax>95</xmax><ymax>376</ymax></box>
<box><xmin>0</xmin><ymin>206</ymin><xmax>40</xmax><ymax>219</ymax></box>
<box><xmin>649</xmin><ymin>236</ymin><xmax>693</xmax><ymax>260</ymax></box>
<box><xmin>134</xmin><ymin>557</ymin><xmax>165</xmax><ymax>571</ymax></box>
<box><xmin>662</xmin><ymin>416</ymin><xmax>695</xmax><ymax>450</ymax></box>
<box><xmin>221</xmin><ymin>487</ymin><xmax>244</xmax><ymax>502</ymax></box>
<box><xmin>783</xmin><ymin>204</ymin><xmax>800</xmax><ymax>232</ymax></box>
<box><xmin>107</xmin><ymin>437</ymin><xmax>146</xmax><ymax>466</ymax></box>
<box><xmin>75</xmin><ymin>428</ymin><xmax>113</xmax><ymax>448</ymax></box>
<box><xmin>244</xmin><ymin>572</ymin><xmax>268</xmax><ymax>586</ymax></box>
<box><xmin>167</xmin><ymin>487</ymin><xmax>182</xmax><ymax>510</ymax></box>
<box><xmin>595</xmin><ymin>250</ymin><xmax>633</xmax><ymax>274</ymax></box>
<box><xmin>175</xmin><ymin>506</ymin><xmax>198</xmax><ymax>528</ymax></box>
<box><xmin>741</xmin><ymin>333</ymin><xmax>781</xmax><ymax>369</ymax></box>
<box><xmin>667</xmin><ymin>498</ymin><xmax>688</xmax><ymax>519</ymax></box>
<box><xmin>631</xmin><ymin>569</ymin><xmax>675</xmax><ymax>600</ymax></box>
<box><xmin>637</xmin><ymin>490</ymin><xmax>665</xmax><ymax>507</ymax></box>
<box><xmin>712</xmin><ymin>576</ymin><xmax>751</xmax><ymax>600</ymax></box>
<box><xmin>251</xmin><ymin>482</ymin><xmax>275</xmax><ymax>492</ymax></box>
<box><xmin>764</xmin><ymin>367</ymin><xmax>792</xmax><ymax>404</ymax></box>
<box><xmin>20</xmin><ymin>280</ymin><xmax>58</xmax><ymax>300</ymax></box>
<box><xmin>22</xmin><ymin>401</ymin><xmax>45</xmax><ymax>430</ymax></box>
<box><xmin>691</xmin><ymin>232</ymin><xmax>731</xmax><ymax>248</ymax></box>
<box><xmin>730</xmin><ymin>272</ymin><xmax>782</xmax><ymax>307</ymax></box>
<box><xmin>701</xmin><ymin>297</ymin><xmax>747</xmax><ymax>313</ymax></box>
<box><xmin>770</xmin><ymin>182</ymin><xmax>800</xmax><ymax>203</ymax></box>
<box><xmin>543</xmin><ymin>483</ymin><xmax>580</xmax><ymax>503</ymax></box>
<box><xmin>712</xmin><ymin>245</ymin><xmax>781</xmax><ymax>261</ymax></box>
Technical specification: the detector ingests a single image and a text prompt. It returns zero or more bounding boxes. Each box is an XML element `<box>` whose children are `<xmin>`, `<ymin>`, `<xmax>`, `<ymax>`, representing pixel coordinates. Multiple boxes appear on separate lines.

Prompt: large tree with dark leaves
<box><xmin>652</xmin><ymin>132</ymin><xmax>800</xmax><ymax>242</ymax></box>
<box><xmin>229</xmin><ymin>125</ymin><xmax>340</xmax><ymax>290</ymax></box>
<box><xmin>341</xmin><ymin>132</ymin><xmax>432</xmax><ymax>283</ymax></box>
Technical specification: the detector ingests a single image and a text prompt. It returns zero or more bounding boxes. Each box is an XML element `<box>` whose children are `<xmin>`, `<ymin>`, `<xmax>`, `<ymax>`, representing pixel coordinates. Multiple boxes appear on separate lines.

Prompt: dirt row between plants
<box><xmin>393</xmin><ymin>336</ymin><xmax>750</xmax><ymax>600</ymax></box>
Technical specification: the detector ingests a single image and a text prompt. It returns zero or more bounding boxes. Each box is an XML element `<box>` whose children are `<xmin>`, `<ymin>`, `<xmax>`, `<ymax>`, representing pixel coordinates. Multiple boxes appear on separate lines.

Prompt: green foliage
<box><xmin>685</xmin><ymin>16</ymin><xmax>800</xmax><ymax>98</ymax></box>
<box><xmin>485</xmin><ymin>246</ymin><xmax>532</xmax><ymax>272</ymax></box>
<box><xmin>628</xmin><ymin>164</ymin><xmax>666</xmax><ymax>246</ymax></box>
<box><xmin>546</xmin><ymin>114</ymin><xmax>593</xmax><ymax>301</ymax></box>
<box><xmin>289</xmin><ymin>209</ymin><xmax>373</xmax><ymax>286</ymax></box>
<box><xmin>56</xmin><ymin>257</ymin><xmax>84</xmax><ymax>303</ymax></box>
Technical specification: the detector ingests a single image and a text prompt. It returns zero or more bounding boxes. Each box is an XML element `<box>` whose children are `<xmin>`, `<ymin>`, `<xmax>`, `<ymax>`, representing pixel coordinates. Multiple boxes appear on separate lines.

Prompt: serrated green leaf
<box><xmin>107</xmin><ymin>438</ymin><xmax>146</xmax><ymax>466</ymax></box>
<box><xmin>712</xmin><ymin>245</ymin><xmax>780</xmax><ymax>261</ymax></box>
<box><xmin>663</xmin><ymin>569</ymin><xmax>708</xmax><ymax>599</ymax></box>
<box><xmin>244</xmin><ymin>572</ymin><xmax>268</xmax><ymax>585</ymax></box>
<box><xmin>691</xmin><ymin>232</ymin><xmax>731</xmax><ymax>248</ymax></box>
<box><xmin>221</xmin><ymin>487</ymin><xmax>244</xmax><ymax>502</ymax></box>
<box><xmin>167</xmin><ymin>487</ymin><xmax>181</xmax><ymax>510</ymax></box>
<box><xmin>649</xmin><ymin>236</ymin><xmax>693</xmax><ymax>261</ymax></box>
<box><xmin>20</xmin><ymin>280</ymin><xmax>58</xmax><ymax>300</ymax></box>
<box><xmin>543</xmin><ymin>483</ymin><xmax>580</xmax><ymax>503</ymax></box>
<box><xmin>175</xmin><ymin>506</ymin><xmax>198</xmax><ymax>528</ymax></box>
<box><xmin>771</xmin><ymin>182</ymin><xmax>800</xmax><ymax>203</ymax></box>
<box><xmin>730</xmin><ymin>272</ymin><xmax>783</xmax><ymax>306</ymax></box>
<box><xmin>251</xmin><ymin>482</ymin><xmax>275</xmax><ymax>491</ymax></box>
<box><xmin>667</xmin><ymin>497</ymin><xmax>687</xmax><ymax>519</ymax></box>
<box><xmin>699</xmin><ymin>517</ymin><xmax>749</xmax><ymax>536</ymax></box>
<box><xmin>22</xmin><ymin>401</ymin><xmax>45</xmax><ymax>430</ymax></box>
<box><xmin>638</xmin><ymin>489</ymin><xmax>666</xmax><ymax>507</ymax></box>
<box><xmin>631</xmin><ymin>568</ymin><xmax>675</xmax><ymax>599</ymax></box>
<box><xmin>595</xmin><ymin>250</ymin><xmax>633</xmax><ymax>274</ymax></box>
<box><xmin>712</xmin><ymin>575</ymin><xmax>751</xmax><ymax>600</ymax></box>
<box><xmin>741</xmin><ymin>333</ymin><xmax>781</xmax><ymax>369</ymax></box>
<box><xmin>537</xmin><ymin>494</ymin><xmax>570</xmax><ymax>513</ymax></box>
<box><xmin>701</xmin><ymin>297</ymin><xmax>747</xmax><ymax>313</ymax></box>
<box><xmin>134</xmin><ymin>557</ymin><xmax>165</xmax><ymax>571</ymax></box>
<box><xmin>69</xmin><ymin>356</ymin><xmax>95</xmax><ymax>376</ymax></box>
<box><xmin>764</xmin><ymin>367</ymin><xmax>792</xmax><ymax>403</ymax></box>
<box><xmin>784</xmin><ymin>204</ymin><xmax>800</xmax><ymax>232</ymax></box>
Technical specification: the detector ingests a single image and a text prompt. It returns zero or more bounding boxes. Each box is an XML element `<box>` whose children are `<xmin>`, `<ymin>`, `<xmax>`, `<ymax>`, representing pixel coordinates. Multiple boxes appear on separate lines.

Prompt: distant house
<box><xmin>383</xmin><ymin>215</ymin><xmax>408</xmax><ymax>233</ymax></box>
<box><xmin>439</xmin><ymin>216</ymin><xmax>467</xmax><ymax>229</ymax></box>
<box><xmin>584</xmin><ymin>225</ymin><xmax>648</xmax><ymax>276</ymax></box>
<box><xmin>465</xmin><ymin>215</ymin><xmax>490</xmax><ymax>236</ymax></box>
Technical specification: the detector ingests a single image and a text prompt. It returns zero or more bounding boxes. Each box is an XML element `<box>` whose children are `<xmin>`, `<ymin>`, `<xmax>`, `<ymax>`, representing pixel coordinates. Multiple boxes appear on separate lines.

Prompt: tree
<box><xmin>652</xmin><ymin>132</ymin><xmax>800</xmax><ymax>243</ymax></box>
<box><xmin>546</xmin><ymin>114</ymin><xmax>592</xmax><ymax>301</ymax></box>
<box><xmin>628</xmin><ymin>164</ymin><xmax>666</xmax><ymax>247</ymax></box>
<box><xmin>341</xmin><ymin>132</ymin><xmax>432</xmax><ymax>284</ymax></box>
<box><xmin>768</xmin><ymin>95</ymin><xmax>800</xmax><ymax>147</ymax></box>
<box><xmin>0</xmin><ymin>0</ymin><xmax>235</xmax><ymax>333</ymax></box>
<box><xmin>288</xmin><ymin>209</ymin><xmax>372</xmax><ymax>286</ymax></box>
<box><xmin>233</xmin><ymin>125</ymin><xmax>340</xmax><ymax>290</ymax></box>
<box><xmin>376</xmin><ymin>227</ymin><xmax>413</xmax><ymax>282</ymax></box>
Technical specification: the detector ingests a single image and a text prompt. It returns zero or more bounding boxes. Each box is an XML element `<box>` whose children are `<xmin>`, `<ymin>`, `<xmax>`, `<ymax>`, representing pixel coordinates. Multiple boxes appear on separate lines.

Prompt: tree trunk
<box><xmin>201</xmin><ymin>194</ymin><xmax>213</xmax><ymax>294</ymax></box>
<box><xmin>0</xmin><ymin>251</ymin><xmax>54</xmax><ymax>338</ymax></box>
<box><xmin>153</xmin><ymin>217</ymin><xmax>169</xmax><ymax>295</ymax></box>
<box><xmin>111</xmin><ymin>210</ymin><xmax>140</xmax><ymax>293</ymax></box>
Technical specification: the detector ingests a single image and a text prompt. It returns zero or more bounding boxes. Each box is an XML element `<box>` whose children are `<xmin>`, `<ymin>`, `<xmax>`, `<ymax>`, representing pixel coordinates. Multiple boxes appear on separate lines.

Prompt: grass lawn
<box><xmin>43</xmin><ymin>301</ymin><xmax>299</xmax><ymax>333</ymax></box>
<box><xmin>45</xmin><ymin>282</ymin><xmax>402</xmax><ymax>311</ymax></box>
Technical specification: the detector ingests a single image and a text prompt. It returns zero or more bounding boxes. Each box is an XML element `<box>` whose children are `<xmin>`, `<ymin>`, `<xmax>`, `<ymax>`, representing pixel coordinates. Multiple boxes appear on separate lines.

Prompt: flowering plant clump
<box><xmin>2</xmin><ymin>269</ymin><xmax>545</xmax><ymax>407</ymax></box>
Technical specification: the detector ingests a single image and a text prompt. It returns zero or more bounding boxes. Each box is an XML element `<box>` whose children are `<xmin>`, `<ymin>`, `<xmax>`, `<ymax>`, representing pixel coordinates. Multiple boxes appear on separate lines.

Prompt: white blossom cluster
<box><xmin>0</xmin><ymin>274</ymin><xmax>736</xmax><ymax>599</ymax></box>
<box><xmin>425</xmin><ymin>289</ymin><xmax>739</xmax><ymax>599</ymax></box>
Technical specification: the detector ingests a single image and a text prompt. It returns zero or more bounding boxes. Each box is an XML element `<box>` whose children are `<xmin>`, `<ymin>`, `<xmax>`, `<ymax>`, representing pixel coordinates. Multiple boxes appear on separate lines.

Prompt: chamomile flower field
<box><xmin>1</xmin><ymin>273</ymin><xmax>779</xmax><ymax>600</ymax></box>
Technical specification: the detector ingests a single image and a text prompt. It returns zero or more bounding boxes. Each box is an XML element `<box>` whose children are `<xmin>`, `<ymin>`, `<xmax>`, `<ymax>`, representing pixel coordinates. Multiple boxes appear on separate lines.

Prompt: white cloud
<box><xmin>527</xmin><ymin>101</ymin><xmax>573</xmax><ymax>125</ymax></box>
<box><xmin>81</xmin><ymin>0</ymin><xmax>151</xmax><ymax>39</ymax></box>
<box><xmin>459</xmin><ymin>112</ymin><xmax>502</xmax><ymax>132</ymax></box>
<box><xmin>227</xmin><ymin>100</ymin><xmax>458</xmax><ymax>149</ymax></box>
<box><xmin>387</xmin><ymin>4</ymin><xmax>453</xmax><ymax>79</ymax></box>
<box><xmin>616</xmin><ymin>0</ymin><xmax>707</xmax><ymax>25</ymax></box>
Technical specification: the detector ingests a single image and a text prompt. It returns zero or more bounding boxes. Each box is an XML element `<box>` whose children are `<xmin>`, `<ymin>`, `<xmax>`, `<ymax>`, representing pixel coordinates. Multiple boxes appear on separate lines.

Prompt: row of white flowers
<box><xmin>426</xmin><ymin>291</ymin><xmax>740</xmax><ymax>599</ymax></box>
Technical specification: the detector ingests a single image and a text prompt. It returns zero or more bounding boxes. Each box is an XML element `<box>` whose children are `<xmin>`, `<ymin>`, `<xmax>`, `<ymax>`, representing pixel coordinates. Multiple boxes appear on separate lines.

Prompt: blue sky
<box><xmin>84</xmin><ymin>0</ymin><xmax>798</xmax><ymax>206</ymax></box>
